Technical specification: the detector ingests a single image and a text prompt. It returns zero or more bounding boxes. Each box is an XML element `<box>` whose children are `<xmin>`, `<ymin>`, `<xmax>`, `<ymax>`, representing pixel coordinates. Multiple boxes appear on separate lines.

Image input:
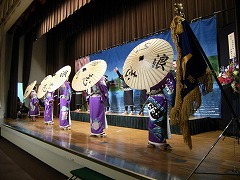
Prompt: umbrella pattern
<box><xmin>37</xmin><ymin>75</ymin><xmax>53</xmax><ymax>99</ymax></box>
<box><xmin>23</xmin><ymin>80</ymin><xmax>37</xmax><ymax>99</ymax></box>
<box><xmin>72</xmin><ymin>60</ymin><xmax>107</xmax><ymax>91</ymax></box>
<box><xmin>123</xmin><ymin>38</ymin><xmax>174</xmax><ymax>90</ymax></box>
<box><xmin>48</xmin><ymin>65</ymin><xmax>71</xmax><ymax>92</ymax></box>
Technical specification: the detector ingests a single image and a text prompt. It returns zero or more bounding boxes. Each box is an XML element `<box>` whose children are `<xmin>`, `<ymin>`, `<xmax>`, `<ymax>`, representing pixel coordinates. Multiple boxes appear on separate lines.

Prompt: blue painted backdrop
<box><xmin>89</xmin><ymin>16</ymin><xmax>221</xmax><ymax>117</ymax></box>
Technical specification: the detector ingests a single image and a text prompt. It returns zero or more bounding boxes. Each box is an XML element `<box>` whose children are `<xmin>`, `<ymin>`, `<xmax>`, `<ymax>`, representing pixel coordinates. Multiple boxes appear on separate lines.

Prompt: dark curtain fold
<box><xmin>65</xmin><ymin>37</ymin><xmax>77</xmax><ymax>112</ymax></box>
<box><xmin>46</xmin><ymin>32</ymin><xmax>59</xmax><ymax>75</ymax></box>
<box><xmin>46</xmin><ymin>31</ymin><xmax>60</xmax><ymax>117</ymax></box>
<box><xmin>6</xmin><ymin>30</ymin><xmax>20</xmax><ymax>119</ymax></box>
<box><xmin>22</xmin><ymin>30</ymin><xmax>34</xmax><ymax>92</ymax></box>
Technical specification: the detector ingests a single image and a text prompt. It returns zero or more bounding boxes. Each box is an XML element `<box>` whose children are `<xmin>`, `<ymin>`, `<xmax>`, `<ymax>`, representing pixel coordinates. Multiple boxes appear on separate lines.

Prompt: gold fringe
<box><xmin>180</xmin><ymin>86</ymin><xmax>201</xmax><ymax>150</ymax></box>
<box><xmin>170</xmin><ymin>15</ymin><xmax>185</xmax><ymax>126</ymax></box>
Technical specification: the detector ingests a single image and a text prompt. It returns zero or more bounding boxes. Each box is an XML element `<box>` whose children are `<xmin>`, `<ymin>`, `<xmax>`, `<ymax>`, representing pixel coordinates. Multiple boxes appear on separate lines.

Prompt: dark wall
<box><xmin>218</xmin><ymin>22</ymin><xmax>240</xmax><ymax>135</ymax></box>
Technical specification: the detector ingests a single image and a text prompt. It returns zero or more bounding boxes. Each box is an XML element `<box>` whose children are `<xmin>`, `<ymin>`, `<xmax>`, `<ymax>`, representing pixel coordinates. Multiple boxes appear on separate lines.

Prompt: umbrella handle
<box><xmin>138</xmin><ymin>97</ymin><xmax>149</xmax><ymax>115</ymax></box>
<box><xmin>80</xmin><ymin>100</ymin><xmax>89</xmax><ymax>106</ymax></box>
<box><xmin>80</xmin><ymin>92</ymin><xmax>95</xmax><ymax>106</ymax></box>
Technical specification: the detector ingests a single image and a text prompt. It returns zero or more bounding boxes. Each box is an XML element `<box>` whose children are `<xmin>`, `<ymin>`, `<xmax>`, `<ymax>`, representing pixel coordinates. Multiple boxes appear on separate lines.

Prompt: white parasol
<box><xmin>123</xmin><ymin>38</ymin><xmax>174</xmax><ymax>90</ymax></box>
<box><xmin>23</xmin><ymin>80</ymin><xmax>37</xmax><ymax>99</ymax></box>
<box><xmin>48</xmin><ymin>65</ymin><xmax>71</xmax><ymax>92</ymax></box>
<box><xmin>37</xmin><ymin>75</ymin><xmax>53</xmax><ymax>99</ymax></box>
<box><xmin>72</xmin><ymin>59</ymin><xmax>107</xmax><ymax>91</ymax></box>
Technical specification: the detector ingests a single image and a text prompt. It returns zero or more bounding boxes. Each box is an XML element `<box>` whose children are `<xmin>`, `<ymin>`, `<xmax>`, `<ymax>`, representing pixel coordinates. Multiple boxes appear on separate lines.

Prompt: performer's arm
<box><xmin>114</xmin><ymin>67</ymin><xmax>124</xmax><ymax>81</ymax></box>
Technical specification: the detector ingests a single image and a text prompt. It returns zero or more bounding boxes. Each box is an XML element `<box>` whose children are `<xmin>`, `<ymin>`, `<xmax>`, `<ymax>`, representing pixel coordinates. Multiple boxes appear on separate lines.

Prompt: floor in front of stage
<box><xmin>2</xmin><ymin>115</ymin><xmax>240</xmax><ymax>180</ymax></box>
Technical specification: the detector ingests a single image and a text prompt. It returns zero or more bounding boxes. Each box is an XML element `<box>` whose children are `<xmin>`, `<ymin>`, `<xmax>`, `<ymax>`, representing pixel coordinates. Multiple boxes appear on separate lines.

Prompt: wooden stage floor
<box><xmin>2</xmin><ymin>116</ymin><xmax>240</xmax><ymax>180</ymax></box>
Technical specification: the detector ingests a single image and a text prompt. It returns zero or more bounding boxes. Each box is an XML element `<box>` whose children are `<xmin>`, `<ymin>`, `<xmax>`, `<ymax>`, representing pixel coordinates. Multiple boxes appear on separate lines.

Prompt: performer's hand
<box><xmin>114</xmin><ymin>67</ymin><xmax>118</xmax><ymax>72</ymax></box>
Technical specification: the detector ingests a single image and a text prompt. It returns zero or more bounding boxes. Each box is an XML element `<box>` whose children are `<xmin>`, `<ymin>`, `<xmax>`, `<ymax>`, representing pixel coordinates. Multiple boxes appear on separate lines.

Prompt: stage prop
<box><xmin>48</xmin><ymin>65</ymin><xmax>71</xmax><ymax>92</ymax></box>
<box><xmin>123</xmin><ymin>38</ymin><xmax>174</xmax><ymax>91</ymax></box>
<box><xmin>72</xmin><ymin>59</ymin><xmax>107</xmax><ymax>91</ymax></box>
<box><xmin>37</xmin><ymin>75</ymin><xmax>53</xmax><ymax>99</ymax></box>
<box><xmin>23</xmin><ymin>80</ymin><xmax>37</xmax><ymax>99</ymax></box>
<box><xmin>170</xmin><ymin>3</ymin><xmax>240</xmax><ymax>179</ymax></box>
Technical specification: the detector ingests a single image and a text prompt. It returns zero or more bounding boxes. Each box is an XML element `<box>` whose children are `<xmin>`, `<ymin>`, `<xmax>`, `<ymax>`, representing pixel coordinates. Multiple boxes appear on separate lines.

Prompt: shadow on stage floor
<box><xmin>1</xmin><ymin>113</ymin><xmax>240</xmax><ymax>180</ymax></box>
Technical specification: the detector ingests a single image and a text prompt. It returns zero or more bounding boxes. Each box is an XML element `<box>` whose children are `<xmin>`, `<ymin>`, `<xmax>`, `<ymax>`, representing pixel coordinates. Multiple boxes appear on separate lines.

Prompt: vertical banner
<box><xmin>228</xmin><ymin>32</ymin><xmax>236</xmax><ymax>59</ymax></box>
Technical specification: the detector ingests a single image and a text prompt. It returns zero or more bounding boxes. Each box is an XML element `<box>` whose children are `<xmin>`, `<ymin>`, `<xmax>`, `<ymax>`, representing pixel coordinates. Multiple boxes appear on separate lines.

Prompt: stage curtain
<box><xmin>46</xmin><ymin>31</ymin><xmax>60</xmax><ymax>117</ymax></box>
<box><xmin>6</xmin><ymin>30</ymin><xmax>20</xmax><ymax>119</ymax></box>
<box><xmin>46</xmin><ymin>31</ymin><xmax>60</xmax><ymax>76</ymax></box>
<box><xmin>20</xmin><ymin>0</ymin><xmax>235</xmax><ymax>62</ymax></box>
<box><xmin>22</xmin><ymin>30</ymin><xmax>35</xmax><ymax>92</ymax></box>
<box><xmin>0</xmin><ymin>0</ymin><xmax>19</xmax><ymax>24</ymax></box>
<box><xmin>0</xmin><ymin>26</ymin><xmax>4</xmax><ymax>107</ymax></box>
<box><xmin>13</xmin><ymin>0</ymin><xmax>235</xmax><ymax>61</ymax></box>
<box><xmin>62</xmin><ymin>0</ymin><xmax>235</xmax><ymax>60</ymax></box>
<box><xmin>37</xmin><ymin>0</ymin><xmax>92</xmax><ymax>39</ymax></box>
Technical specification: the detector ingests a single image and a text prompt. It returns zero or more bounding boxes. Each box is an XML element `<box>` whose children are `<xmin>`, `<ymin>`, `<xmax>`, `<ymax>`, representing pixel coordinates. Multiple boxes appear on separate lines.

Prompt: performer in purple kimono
<box><xmin>59</xmin><ymin>81</ymin><xmax>72</xmax><ymax>130</ymax></box>
<box><xmin>89</xmin><ymin>77</ymin><xmax>108</xmax><ymax>137</ymax></box>
<box><xmin>147</xmin><ymin>72</ymin><xmax>176</xmax><ymax>150</ymax></box>
<box><xmin>44</xmin><ymin>91</ymin><xmax>54</xmax><ymax>125</ymax></box>
<box><xmin>29</xmin><ymin>86</ymin><xmax>40</xmax><ymax>121</ymax></box>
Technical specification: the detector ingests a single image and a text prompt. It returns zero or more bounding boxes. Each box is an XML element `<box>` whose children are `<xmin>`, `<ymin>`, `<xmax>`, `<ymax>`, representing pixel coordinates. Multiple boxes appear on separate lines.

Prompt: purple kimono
<box><xmin>147</xmin><ymin>72</ymin><xmax>176</xmax><ymax>147</ymax></box>
<box><xmin>59</xmin><ymin>81</ymin><xmax>72</xmax><ymax>129</ymax></box>
<box><xmin>89</xmin><ymin>77</ymin><xmax>108</xmax><ymax>136</ymax></box>
<box><xmin>29</xmin><ymin>90</ymin><xmax>40</xmax><ymax>117</ymax></box>
<box><xmin>44</xmin><ymin>91</ymin><xmax>54</xmax><ymax>124</ymax></box>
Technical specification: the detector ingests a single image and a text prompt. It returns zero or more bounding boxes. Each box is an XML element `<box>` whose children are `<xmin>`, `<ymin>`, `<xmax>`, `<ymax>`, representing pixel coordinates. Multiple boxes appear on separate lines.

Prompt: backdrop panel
<box><xmin>75</xmin><ymin>16</ymin><xmax>220</xmax><ymax>117</ymax></box>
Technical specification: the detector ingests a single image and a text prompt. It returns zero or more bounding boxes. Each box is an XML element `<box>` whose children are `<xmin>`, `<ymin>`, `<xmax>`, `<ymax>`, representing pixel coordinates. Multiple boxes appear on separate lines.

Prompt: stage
<box><xmin>1</xmin><ymin>114</ymin><xmax>240</xmax><ymax>180</ymax></box>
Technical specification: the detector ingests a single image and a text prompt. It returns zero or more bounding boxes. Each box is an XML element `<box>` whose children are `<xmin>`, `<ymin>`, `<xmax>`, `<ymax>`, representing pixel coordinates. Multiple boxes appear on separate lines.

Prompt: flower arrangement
<box><xmin>218</xmin><ymin>59</ymin><xmax>240</xmax><ymax>93</ymax></box>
